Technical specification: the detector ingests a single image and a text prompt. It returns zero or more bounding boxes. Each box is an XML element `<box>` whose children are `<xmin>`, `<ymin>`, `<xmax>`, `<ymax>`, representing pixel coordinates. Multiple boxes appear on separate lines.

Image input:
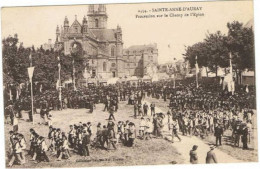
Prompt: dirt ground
<box><xmin>4</xmin><ymin>101</ymin><xmax>184</xmax><ymax>168</ymax></box>
<box><xmin>145</xmin><ymin>97</ymin><xmax>258</xmax><ymax>162</ymax></box>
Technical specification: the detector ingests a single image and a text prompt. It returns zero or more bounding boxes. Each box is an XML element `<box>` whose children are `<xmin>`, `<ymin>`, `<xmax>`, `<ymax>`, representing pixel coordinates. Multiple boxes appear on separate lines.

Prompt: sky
<box><xmin>1</xmin><ymin>0</ymin><xmax>253</xmax><ymax>64</ymax></box>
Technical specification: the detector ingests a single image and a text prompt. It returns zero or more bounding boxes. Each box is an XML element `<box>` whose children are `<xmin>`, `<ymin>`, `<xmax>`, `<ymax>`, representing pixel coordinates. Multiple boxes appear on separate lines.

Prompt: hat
<box><xmin>128</xmin><ymin>122</ymin><xmax>135</xmax><ymax>126</ymax></box>
<box><xmin>210</xmin><ymin>145</ymin><xmax>216</xmax><ymax>150</ymax></box>
<box><xmin>192</xmin><ymin>145</ymin><xmax>198</xmax><ymax>150</ymax></box>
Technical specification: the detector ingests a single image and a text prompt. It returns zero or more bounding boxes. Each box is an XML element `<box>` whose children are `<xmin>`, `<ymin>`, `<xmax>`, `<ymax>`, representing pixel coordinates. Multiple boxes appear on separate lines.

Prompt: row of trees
<box><xmin>183</xmin><ymin>21</ymin><xmax>255</xmax><ymax>79</ymax></box>
<box><xmin>2</xmin><ymin>34</ymin><xmax>87</xmax><ymax>91</ymax></box>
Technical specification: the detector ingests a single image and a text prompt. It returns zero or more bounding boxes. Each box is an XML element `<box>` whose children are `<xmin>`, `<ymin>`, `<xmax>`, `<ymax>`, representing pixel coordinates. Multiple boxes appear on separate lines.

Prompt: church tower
<box><xmin>87</xmin><ymin>4</ymin><xmax>108</xmax><ymax>29</ymax></box>
<box><xmin>82</xmin><ymin>16</ymin><xmax>88</xmax><ymax>34</ymax></box>
<box><xmin>64</xmin><ymin>16</ymin><xmax>69</xmax><ymax>33</ymax></box>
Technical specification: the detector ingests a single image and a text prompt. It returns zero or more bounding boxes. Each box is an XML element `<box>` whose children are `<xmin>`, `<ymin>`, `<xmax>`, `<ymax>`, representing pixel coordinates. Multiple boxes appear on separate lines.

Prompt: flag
<box><xmin>9</xmin><ymin>89</ymin><xmax>12</xmax><ymax>101</ymax></box>
<box><xmin>229</xmin><ymin>52</ymin><xmax>233</xmax><ymax>77</ymax></box>
<box><xmin>246</xmin><ymin>85</ymin><xmax>249</xmax><ymax>93</ymax></box>
<box><xmin>59</xmin><ymin>91</ymin><xmax>62</xmax><ymax>101</ymax></box>
<box><xmin>195</xmin><ymin>56</ymin><xmax>199</xmax><ymax>74</ymax></box>
<box><xmin>56</xmin><ymin>80</ymin><xmax>60</xmax><ymax>90</ymax></box>
<box><xmin>27</xmin><ymin>67</ymin><xmax>35</xmax><ymax>83</ymax></box>
<box><xmin>16</xmin><ymin>89</ymin><xmax>19</xmax><ymax>100</ymax></box>
<box><xmin>39</xmin><ymin>84</ymin><xmax>42</xmax><ymax>93</ymax></box>
<box><xmin>219</xmin><ymin>78</ymin><xmax>223</xmax><ymax>85</ymax></box>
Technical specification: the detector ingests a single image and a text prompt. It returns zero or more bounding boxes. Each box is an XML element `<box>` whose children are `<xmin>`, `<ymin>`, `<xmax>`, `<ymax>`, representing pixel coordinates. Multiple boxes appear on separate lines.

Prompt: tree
<box><xmin>183</xmin><ymin>31</ymin><xmax>228</xmax><ymax>77</ymax></box>
<box><xmin>184</xmin><ymin>21</ymin><xmax>254</xmax><ymax>78</ymax></box>
<box><xmin>204</xmin><ymin>31</ymin><xmax>229</xmax><ymax>76</ymax></box>
<box><xmin>226</xmin><ymin>21</ymin><xmax>254</xmax><ymax>70</ymax></box>
<box><xmin>2</xmin><ymin>34</ymin><xmax>30</xmax><ymax>85</ymax></box>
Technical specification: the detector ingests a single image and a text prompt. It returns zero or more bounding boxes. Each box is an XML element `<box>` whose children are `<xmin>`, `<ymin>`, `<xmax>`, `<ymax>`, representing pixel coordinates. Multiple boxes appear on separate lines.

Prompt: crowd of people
<box><xmin>5</xmin><ymin>78</ymin><xmax>256</xmax><ymax>166</ymax></box>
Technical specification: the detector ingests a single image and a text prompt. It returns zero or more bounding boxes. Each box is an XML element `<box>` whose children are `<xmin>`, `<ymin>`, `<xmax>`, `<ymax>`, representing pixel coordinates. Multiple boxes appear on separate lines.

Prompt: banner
<box><xmin>27</xmin><ymin>67</ymin><xmax>35</xmax><ymax>82</ymax></box>
<box><xmin>195</xmin><ymin>56</ymin><xmax>199</xmax><ymax>74</ymax></box>
<box><xmin>195</xmin><ymin>62</ymin><xmax>199</xmax><ymax>74</ymax></box>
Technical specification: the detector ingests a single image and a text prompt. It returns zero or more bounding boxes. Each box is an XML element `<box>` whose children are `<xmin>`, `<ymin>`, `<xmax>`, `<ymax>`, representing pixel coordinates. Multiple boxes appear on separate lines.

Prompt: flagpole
<box><xmin>173</xmin><ymin>58</ymin><xmax>176</xmax><ymax>88</ymax></box>
<box><xmin>58</xmin><ymin>56</ymin><xmax>62</xmax><ymax>110</ymax></box>
<box><xmin>196</xmin><ymin>56</ymin><xmax>199</xmax><ymax>88</ymax></box>
<box><xmin>28</xmin><ymin>66</ymin><xmax>35</xmax><ymax>125</ymax></box>
<box><xmin>73</xmin><ymin>58</ymin><xmax>76</xmax><ymax>91</ymax></box>
<box><xmin>28</xmin><ymin>51</ymin><xmax>35</xmax><ymax>125</ymax></box>
<box><xmin>30</xmin><ymin>79</ymin><xmax>34</xmax><ymax>125</ymax></box>
<box><xmin>229</xmin><ymin>52</ymin><xmax>234</xmax><ymax>95</ymax></box>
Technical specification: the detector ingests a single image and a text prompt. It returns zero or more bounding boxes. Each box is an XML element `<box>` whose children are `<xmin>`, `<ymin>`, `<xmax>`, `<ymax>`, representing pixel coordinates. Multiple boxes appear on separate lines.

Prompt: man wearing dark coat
<box><xmin>206</xmin><ymin>145</ymin><xmax>218</xmax><ymax>163</ymax></box>
<box><xmin>214</xmin><ymin>124</ymin><xmax>223</xmax><ymax>146</ymax></box>
<box><xmin>190</xmin><ymin>145</ymin><xmax>198</xmax><ymax>164</ymax></box>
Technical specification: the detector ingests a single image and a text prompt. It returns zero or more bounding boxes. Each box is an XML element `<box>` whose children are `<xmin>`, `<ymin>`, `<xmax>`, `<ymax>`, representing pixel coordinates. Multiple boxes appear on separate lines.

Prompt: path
<box><xmin>144</xmin><ymin>99</ymin><xmax>242</xmax><ymax>164</ymax></box>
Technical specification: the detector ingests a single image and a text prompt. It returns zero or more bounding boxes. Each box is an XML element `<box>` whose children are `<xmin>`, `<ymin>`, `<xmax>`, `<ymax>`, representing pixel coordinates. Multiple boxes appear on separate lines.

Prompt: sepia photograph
<box><xmin>1</xmin><ymin>0</ymin><xmax>257</xmax><ymax>168</ymax></box>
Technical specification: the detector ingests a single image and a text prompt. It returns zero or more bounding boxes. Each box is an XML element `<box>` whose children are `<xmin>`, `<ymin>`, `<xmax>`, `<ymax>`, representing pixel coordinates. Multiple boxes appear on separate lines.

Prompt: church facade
<box><xmin>55</xmin><ymin>4</ymin><xmax>158</xmax><ymax>81</ymax></box>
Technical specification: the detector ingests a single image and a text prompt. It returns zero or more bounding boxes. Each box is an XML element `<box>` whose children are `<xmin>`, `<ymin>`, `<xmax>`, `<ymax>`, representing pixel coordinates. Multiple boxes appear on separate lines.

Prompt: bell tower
<box><xmin>87</xmin><ymin>4</ymin><xmax>108</xmax><ymax>29</ymax></box>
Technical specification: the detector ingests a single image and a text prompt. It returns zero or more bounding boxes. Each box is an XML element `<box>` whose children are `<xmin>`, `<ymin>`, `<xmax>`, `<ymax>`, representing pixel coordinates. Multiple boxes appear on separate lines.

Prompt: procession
<box><xmin>2</xmin><ymin>1</ymin><xmax>257</xmax><ymax>168</ymax></box>
<box><xmin>4</xmin><ymin>77</ymin><xmax>256</xmax><ymax>167</ymax></box>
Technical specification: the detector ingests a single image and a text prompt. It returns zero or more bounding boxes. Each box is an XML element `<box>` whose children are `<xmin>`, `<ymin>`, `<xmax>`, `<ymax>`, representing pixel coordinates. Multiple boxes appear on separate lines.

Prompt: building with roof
<box><xmin>55</xmin><ymin>4</ymin><xmax>124</xmax><ymax>79</ymax></box>
<box><xmin>55</xmin><ymin>4</ymin><xmax>158</xmax><ymax>81</ymax></box>
<box><xmin>123</xmin><ymin>44</ymin><xmax>158</xmax><ymax>77</ymax></box>
<box><xmin>43</xmin><ymin>39</ymin><xmax>54</xmax><ymax>51</ymax></box>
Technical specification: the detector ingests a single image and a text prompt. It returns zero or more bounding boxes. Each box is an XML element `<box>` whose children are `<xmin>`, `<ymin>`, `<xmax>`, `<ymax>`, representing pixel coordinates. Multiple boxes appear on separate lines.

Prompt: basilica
<box><xmin>54</xmin><ymin>4</ymin><xmax>158</xmax><ymax>81</ymax></box>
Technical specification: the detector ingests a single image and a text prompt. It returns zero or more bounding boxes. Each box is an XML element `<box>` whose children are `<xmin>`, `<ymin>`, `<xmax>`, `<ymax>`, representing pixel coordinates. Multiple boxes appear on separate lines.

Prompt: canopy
<box><xmin>107</xmin><ymin>77</ymin><xmax>119</xmax><ymax>84</ymax></box>
<box><xmin>127</xmin><ymin>76</ymin><xmax>139</xmax><ymax>81</ymax></box>
<box><xmin>142</xmin><ymin>75</ymin><xmax>151</xmax><ymax>80</ymax></box>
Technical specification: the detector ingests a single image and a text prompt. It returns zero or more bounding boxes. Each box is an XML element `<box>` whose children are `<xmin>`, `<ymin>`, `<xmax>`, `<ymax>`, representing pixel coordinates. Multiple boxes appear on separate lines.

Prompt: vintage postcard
<box><xmin>1</xmin><ymin>0</ymin><xmax>257</xmax><ymax>168</ymax></box>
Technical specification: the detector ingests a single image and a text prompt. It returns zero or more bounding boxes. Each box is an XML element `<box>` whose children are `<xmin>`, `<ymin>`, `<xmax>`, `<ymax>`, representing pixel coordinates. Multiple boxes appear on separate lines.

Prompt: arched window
<box><xmin>111</xmin><ymin>46</ymin><xmax>115</xmax><ymax>56</ymax></box>
<box><xmin>103</xmin><ymin>62</ymin><xmax>107</xmax><ymax>71</ymax></box>
<box><xmin>95</xmin><ymin>19</ymin><xmax>99</xmax><ymax>28</ymax></box>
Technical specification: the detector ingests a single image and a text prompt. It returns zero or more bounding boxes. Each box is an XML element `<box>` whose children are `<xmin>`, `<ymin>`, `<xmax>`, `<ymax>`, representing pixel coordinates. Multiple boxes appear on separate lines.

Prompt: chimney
<box><xmin>48</xmin><ymin>39</ymin><xmax>52</xmax><ymax>44</ymax></box>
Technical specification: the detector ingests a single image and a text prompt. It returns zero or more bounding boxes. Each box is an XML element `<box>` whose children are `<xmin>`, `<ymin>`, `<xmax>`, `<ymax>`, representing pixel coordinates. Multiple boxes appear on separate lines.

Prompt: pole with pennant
<box><xmin>28</xmin><ymin>66</ymin><xmax>35</xmax><ymax>125</ymax></box>
<box><xmin>229</xmin><ymin>52</ymin><xmax>233</xmax><ymax>75</ymax></box>
<box><xmin>229</xmin><ymin>52</ymin><xmax>234</xmax><ymax>95</ymax></box>
<box><xmin>173</xmin><ymin>57</ymin><xmax>176</xmax><ymax>88</ymax></box>
<box><xmin>195</xmin><ymin>56</ymin><xmax>199</xmax><ymax>88</ymax></box>
<box><xmin>73</xmin><ymin>58</ymin><xmax>76</xmax><ymax>91</ymax></box>
<box><xmin>29</xmin><ymin>53</ymin><xmax>32</xmax><ymax>67</ymax></box>
<box><xmin>58</xmin><ymin>56</ymin><xmax>62</xmax><ymax>110</ymax></box>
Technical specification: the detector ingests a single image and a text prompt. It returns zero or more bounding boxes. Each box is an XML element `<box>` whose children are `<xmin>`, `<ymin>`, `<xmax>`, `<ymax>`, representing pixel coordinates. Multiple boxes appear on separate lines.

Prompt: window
<box><xmin>111</xmin><ymin>46</ymin><xmax>115</xmax><ymax>56</ymax></box>
<box><xmin>92</xmin><ymin>69</ymin><xmax>96</xmax><ymax>77</ymax></box>
<box><xmin>111</xmin><ymin>63</ymin><xmax>116</xmax><ymax>67</ymax></box>
<box><xmin>103</xmin><ymin>62</ymin><xmax>107</xmax><ymax>71</ymax></box>
<box><xmin>74</xmin><ymin>26</ymin><xmax>78</xmax><ymax>33</ymax></box>
<box><xmin>95</xmin><ymin>19</ymin><xmax>99</xmax><ymax>28</ymax></box>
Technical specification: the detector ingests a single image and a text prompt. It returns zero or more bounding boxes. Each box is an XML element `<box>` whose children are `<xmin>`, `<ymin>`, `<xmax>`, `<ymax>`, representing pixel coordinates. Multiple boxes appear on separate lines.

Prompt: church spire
<box><xmin>64</xmin><ymin>16</ymin><xmax>69</xmax><ymax>33</ymax></box>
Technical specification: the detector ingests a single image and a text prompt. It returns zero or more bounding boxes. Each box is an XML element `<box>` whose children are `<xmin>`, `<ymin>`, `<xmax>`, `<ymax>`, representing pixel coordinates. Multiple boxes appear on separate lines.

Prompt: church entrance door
<box><xmin>112</xmin><ymin>71</ymin><xmax>116</xmax><ymax>78</ymax></box>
